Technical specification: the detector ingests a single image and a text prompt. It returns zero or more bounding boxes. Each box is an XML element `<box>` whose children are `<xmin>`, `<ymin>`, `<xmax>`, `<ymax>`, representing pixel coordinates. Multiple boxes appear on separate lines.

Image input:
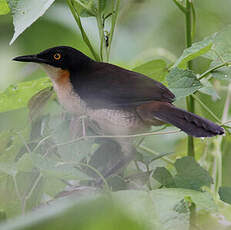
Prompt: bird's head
<box><xmin>13</xmin><ymin>46</ymin><xmax>93</xmax><ymax>79</ymax></box>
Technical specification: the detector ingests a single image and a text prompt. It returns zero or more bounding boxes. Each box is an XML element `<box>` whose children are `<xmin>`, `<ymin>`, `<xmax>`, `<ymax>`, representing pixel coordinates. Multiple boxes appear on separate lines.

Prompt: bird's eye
<box><xmin>53</xmin><ymin>53</ymin><xmax>61</xmax><ymax>60</ymax></box>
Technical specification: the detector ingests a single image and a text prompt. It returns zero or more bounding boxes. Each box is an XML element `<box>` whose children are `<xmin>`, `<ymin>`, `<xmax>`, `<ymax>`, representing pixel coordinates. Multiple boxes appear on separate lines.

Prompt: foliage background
<box><xmin>0</xmin><ymin>0</ymin><xmax>231</xmax><ymax>229</ymax></box>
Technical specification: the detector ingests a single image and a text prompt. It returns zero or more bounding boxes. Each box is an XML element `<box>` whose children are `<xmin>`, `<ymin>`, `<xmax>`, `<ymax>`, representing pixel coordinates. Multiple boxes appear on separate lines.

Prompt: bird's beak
<box><xmin>13</xmin><ymin>55</ymin><xmax>46</xmax><ymax>64</ymax></box>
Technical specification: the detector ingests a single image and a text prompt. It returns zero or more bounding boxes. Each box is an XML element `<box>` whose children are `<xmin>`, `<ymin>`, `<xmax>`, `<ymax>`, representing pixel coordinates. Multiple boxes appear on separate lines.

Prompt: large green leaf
<box><xmin>153</xmin><ymin>167</ymin><xmax>175</xmax><ymax>188</ymax></box>
<box><xmin>153</xmin><ymin>157</ymin><xmax>213</xmax><ymax>191</ymax></box>
<box><xmin>72</xmin><ymin>0</ymin><xmax>114</xmax><ymax>17</ymax></box>
<box><xmin>173</xmin><ymin>37</ymin><xmax>213</xmax><ymax>69</ymax></box>
<box><xmin>0</xmin><ymin>78</ymin><xmax>52</xmax><ymax>113</ymax></box>
<box><xmin>166</xmin><ymin>68</ymin><xmax>202</xmax><ymax>99</ymax></box>
<box><xmin>219</xmin><ymin>187</ymin><xmax>231</xmax><ymax>205</ymax></box>
<box><xmin>31</xmin><ymin>153</ymin><xmax>90</xmax><ymax>181</ymax></box>
<box><xmin>0</xmin><ymin>189</ymin><xmax>216</xmax><ymax>230</ymax></box>
<box><xmin>73</xmin><ymin>0</ymin><xmax>97</xmax><ymax>17</ymax></box>
<box><xmin>203</xmin><ymin>25</ymin><xmax>231</xmax><ymax>80</ymax></box>
<box><xmin>174</xmin><ymin>157</ymin><xmax>213</xmax><ymax>191</ymax></box>
<box><xmin>133</xmin><ymin>59</ymin><xmax>168</xmax><ymax>83</ymax></box>
<box><xmin>8</xmin><ymin>0</ymin><xmax>55</xmax><ymax>44</ymax></box>
<box><xmin>0</xmin><ymin>0</ymin><xmax>10</xmax><ymax>15</ymax></box>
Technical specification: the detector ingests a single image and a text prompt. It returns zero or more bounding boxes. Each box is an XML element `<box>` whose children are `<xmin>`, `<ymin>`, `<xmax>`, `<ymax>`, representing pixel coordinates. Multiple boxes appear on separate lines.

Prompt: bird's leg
<box><xmin>69</xmin><ymin>115</ymin><xmax>83</xmax><ymax>139</ymax></box>
<box><xmin>80</xmin><ymin>115</ymin><xmax>87</xmax><ymax>138</ymax></box>
<box><xmin>94</xmin><ymin>138</ymin><xmax>135</xmax><ymax>186</ymax></box>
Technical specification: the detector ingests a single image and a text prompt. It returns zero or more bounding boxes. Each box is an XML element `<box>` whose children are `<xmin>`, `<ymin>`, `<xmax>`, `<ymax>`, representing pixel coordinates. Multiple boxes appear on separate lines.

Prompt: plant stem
<box><xmin>185</xmin><ymin>0</ymin><xmax>195</xmax><ymax>157</ymax></box>
<box><xmin>67</xmin><ymin>0</ymin><xmax>100</xmax><ymax>61</ymax></box>
<box><xmin>198</xmin><ymin>62</ymin><xmax>231</xmax><ymax>80</ymax></box>
<box><xmin>191</xmin><ymin>2</ymin><xmax>196</xmax><ymax>40</ymax></box>
<box><xmin>138</xmin><ymin>145</ymin><xmax>174</xmax><ymax>165</ymax></box>
<box><xmin>58</xmin><ymin>162</ymin><xmax>110</xmax><ymax>192</ymax></box>
<box><xmin>172</xmin><ymin>0</ymin><xmax>186</xmax><ymax>13</ymax></box>
<box><xmin>212</xmin><ymin>84</ymin><xmax>231</xmax><ymax>196</ymax></box>
<box><xmin>106</xmin><ymin>0</ymin><xmax>120</xmax><ymax>61</ymax></box>
<box><xmin>96</xmin><ymin>14</ymin><xmax>104</xmax><ymax>61</ymax></box>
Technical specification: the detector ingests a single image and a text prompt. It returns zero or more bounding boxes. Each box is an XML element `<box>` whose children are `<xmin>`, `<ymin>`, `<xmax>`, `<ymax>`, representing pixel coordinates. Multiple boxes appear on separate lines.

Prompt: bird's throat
<box><xmin>41</xmin><ymin>64</ymin><xmax>70</xmax><ymax>81</ymax></box>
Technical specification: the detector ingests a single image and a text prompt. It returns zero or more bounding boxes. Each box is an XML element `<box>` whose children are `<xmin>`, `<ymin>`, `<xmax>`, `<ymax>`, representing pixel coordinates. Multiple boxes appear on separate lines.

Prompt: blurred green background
<box><xmin>1</xmin><ymin>0</ymin><xmax>231</xmax><ymax>90</ymax></box>
<box><xmin>1</xmin><ymin>0</ymin><xmax>231</xmax><ymax>229</ymax></box>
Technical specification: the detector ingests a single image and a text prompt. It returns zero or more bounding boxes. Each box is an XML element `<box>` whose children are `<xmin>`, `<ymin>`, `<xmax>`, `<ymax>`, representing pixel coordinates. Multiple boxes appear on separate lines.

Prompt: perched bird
<box><xmin>13</xmin><ymin>46</ymin><xmax>224</xmax><ymax>176</ymax></box>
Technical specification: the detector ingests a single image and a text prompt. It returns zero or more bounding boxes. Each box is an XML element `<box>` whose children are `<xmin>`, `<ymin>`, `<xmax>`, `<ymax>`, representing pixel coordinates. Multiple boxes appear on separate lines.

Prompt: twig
<box><xmin>57</xmin><ymin>162</ymin><xmax>110</xmax><ymax>192</ymax></box>
<box><xmin>33</xmin><ymin>135</ymin><xmax>52</xmax><ymax>152</ymax></box>
<box><xmin>198</xmin><ymin>62</ymin><xmax>231</xmax><ymax>81</ymax></box>
<box><xmin>54</xmin><ymin>130</ymin><xmax>181</xmax><ymax>148</ymax></box>
<box><xmin>21</xmin><ymin>173</ymin><xmax>42</xmax><ymax>214</ymax></box>
<box><xmin>138</xmin><ymin>145</ymin><xmax>174</xmax><ymax>165</ymax></box>
<box><xmin>13</xmin><ymin>176</ymin><xmax>22</xmax><ymax>204</ymax></box>
<box><xmin>17</xmin><ymin>132</ymin><xmax>32</xmax><ymax>154</ymax></box>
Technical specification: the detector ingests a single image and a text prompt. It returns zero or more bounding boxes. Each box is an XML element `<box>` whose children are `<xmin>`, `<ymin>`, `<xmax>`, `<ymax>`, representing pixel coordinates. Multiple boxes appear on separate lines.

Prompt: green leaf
<box><xmin>98</xmin><ymin>0</ymin><xmax>114</xmax><ymax>14</ymax></box>
<box><xmin>0</xmin><ymin>162</ymin><xmax>17</xmax><ymax>176</ymax></box>
<box><xmin>198</xmin><ymin>79</ymin><xmax>220</xmax><ymax>100</ymax></box>
<box><xmin>153</xmin><ymin>167</ymin><xmax>175</xmax><ymax>188</ymax></box>
<box><xmin>43</xmin><ymin>177</ymin><xmax>66</xmax><ymax>197</ymax></box>
<box><xmin>132</xmin><ymin>59</ymin><xmax>168</xmax><ymax>83</ymax></box>
<box><xmin>174</xmin><ymin>156</ymin><xmax>213</xmax><ymax>191</ymax></box>
<box><xmin>203</xmin><ymin>25</ymin><xmax>231</xmax><ymax>62</ymax></box>
<box><xmin>0</xmin><ymin>210</ymin><xmax>6</xmax><ymax>221</ymax></box>
<box><xmin>73</xmin><ymin>0</ymin><xmax>97</xmax><ymax>17</ymax></box>
<box><xmin>0</xmin><ymin>0</ymin><xmax>10</xmax><ymax>15</ymax></box>
<box><xmin>0</xmin><ymin>78</ymin><xmax>52</xmax><ymax>113</ymax></box>
<box><xmin>17</xmin><ymin>153</ymin><xmax>33</xmax><ymax>172</ymax></box>
<box><xmin>202</xmin><ymin>26</ymin><xmax>231</xmax><ymax>80</ymax></box>
<box><xmin>173</xmin><ymin>37</ymin><xmax>213</xmax><ymax>69</ymax></box>
<box><xmin>166</xmin><ymin>68</ymin><xmax>202</xmax><ymax>99</ymax></box>
<box><xmin>31</xmin><ymin>154</ymin><xmax>90</xmax><ymax>181</ymax></box>
<box><xmin>28</xmin><ymin>87</ymin><xmax>54</xmax><ymax>121</ymax></box>
<box><xmin>153</xmin><ymin>157</ymin><xmax>213</xmax><ymax>191</ymax></box>
<box><xmin>0</xmin><ymin>189</ymin><xmax>216</xmax><ymax>230</ymax></box>
<box><xmin>219</xmin><ymin>187</ymin><xmax>231</xmax><ymax>205</ymax></box>
<box><xmin>209</xmin><ymin>65</ymin><xmax>231</xmax><ymax>81</ymax></box>
<box><xmin>8</xmin><ymin>0</ymin><xmax>55</xmax><ymax>44</ymax></box>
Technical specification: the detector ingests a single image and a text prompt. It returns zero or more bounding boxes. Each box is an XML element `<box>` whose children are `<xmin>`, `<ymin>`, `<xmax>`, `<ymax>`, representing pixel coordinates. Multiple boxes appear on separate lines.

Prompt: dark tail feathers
<box><xmin>137</xmin><ymin>102</ymin><xmax>224</xmax><ymax>137</ymax></box>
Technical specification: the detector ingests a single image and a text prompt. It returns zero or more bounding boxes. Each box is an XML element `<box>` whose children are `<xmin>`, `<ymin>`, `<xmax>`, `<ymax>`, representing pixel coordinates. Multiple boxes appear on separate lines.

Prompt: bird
<box><xmin>13</xmin><ymin>46</ymin><xmax>224</xmax><ymax>178</ymax></box>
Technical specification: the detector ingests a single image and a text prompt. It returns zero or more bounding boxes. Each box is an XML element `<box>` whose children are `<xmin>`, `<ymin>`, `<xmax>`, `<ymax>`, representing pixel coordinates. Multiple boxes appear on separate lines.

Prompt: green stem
<box><xmin>59</xmin><ymin>162</ymin><xmax>110</xmax><ymax>192</ymax></box>
<box><xmin>185</xmin><ymin>0</ymin><xmax>195</xmax><ymax>157</ymax></box>
<box><xmin>172</xmin><ymin>0</ymin><xmax>186</xmax><ymax>13</ymax></box>
<box><xmin>106</xmin><ymin>0</ymin><xmax>120</xmax><ymax>61</ymax></box>
<box><xmin>67</xmin><ymin>0</ymin><xmax>100</xmax><ymax>61</ymax></box>
<box><xmin>191</xmin><ymin>2</ymin><xmax>196</xmax><ymax>40</ymax></box>
<box><xmin>198</xmin><ymin>62</ymin><xmax>231</xmax><ymax>81</ymax></box>
<box><xmin>96</xmin><ymin>14</ymin><xmax>104</xmax><ymax>61</ymax></box>
<box><xmin>138</xmin><ymin>145</ymin><xmax>174</xmax><ymax>165</ymax></box>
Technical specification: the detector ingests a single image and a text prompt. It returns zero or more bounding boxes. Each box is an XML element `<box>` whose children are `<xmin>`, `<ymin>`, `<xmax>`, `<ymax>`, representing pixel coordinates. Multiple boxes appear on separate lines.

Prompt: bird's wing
<box><xmin>72</xmin><ymin>62</ymin><xmax>175</xmax><ymax>109</ymax></box>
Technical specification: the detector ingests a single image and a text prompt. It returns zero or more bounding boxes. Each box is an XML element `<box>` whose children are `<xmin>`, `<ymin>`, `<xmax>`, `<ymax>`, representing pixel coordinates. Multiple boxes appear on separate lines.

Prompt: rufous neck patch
<box><xmin>55</xmin><ymin>69</ymin><xmax>70</xmax><ymax>85</ymax></box>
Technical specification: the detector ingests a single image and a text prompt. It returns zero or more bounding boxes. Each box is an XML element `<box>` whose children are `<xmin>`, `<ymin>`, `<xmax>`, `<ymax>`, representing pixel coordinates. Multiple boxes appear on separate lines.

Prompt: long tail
<box><xmin>137</xmin><ymin>102</ymin><xmax>224</xmax><ymax>137</ymax></box>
